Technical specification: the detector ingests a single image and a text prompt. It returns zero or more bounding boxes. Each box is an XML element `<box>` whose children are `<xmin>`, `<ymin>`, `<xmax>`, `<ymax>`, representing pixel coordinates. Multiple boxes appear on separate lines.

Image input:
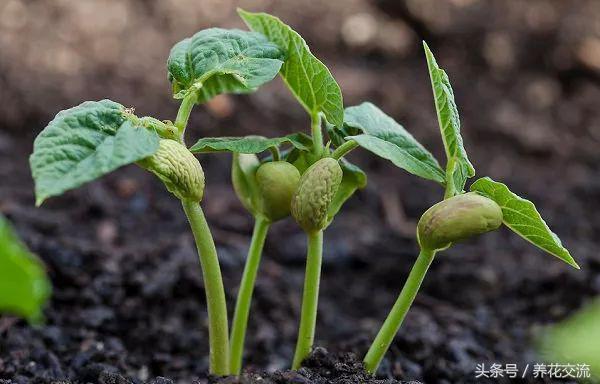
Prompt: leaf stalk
<box><xmin>175</xmin><ymin>91</ymin><xmax>197</xmax><ymax>140</ymax></box>
<box><xmin>331</xmin><ymin>140</ymin><xmax>359</xmax><ymax>160</ymax></box>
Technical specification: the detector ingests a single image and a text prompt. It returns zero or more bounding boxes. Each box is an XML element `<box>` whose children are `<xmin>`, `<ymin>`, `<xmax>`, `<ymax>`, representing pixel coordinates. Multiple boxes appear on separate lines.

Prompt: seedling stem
<box><xmin>269</xmin><ymin>146</ymin><xmax>281</xmax><ymax>162</ymax></box>
<box><xmin>181</xmin><ymin>200</ymin><xmax>230</xmax><ymax>375</ymax></box>
<box><xmin>363</xmin><ymin>248</ymin><xmax>436</xmax><ymax>374</ymax></box>
<box><xmin>311</xmin><ymin>113</ymin><xmax>323</xmax><ymax>156</ymax></box>
<box><xmin>292</xmin><ymin>230</ymin><xmax>324</xmax><ymax>369</ymax></box>
<box><xmin>137</xmin><ymin>117</ymin><xmax>177</xmax><ymax>140</ymax></box>
<box><xmin>230</xmin><ymin>216</ymin><xmax>271</xmax><ymax>374</ymax></box>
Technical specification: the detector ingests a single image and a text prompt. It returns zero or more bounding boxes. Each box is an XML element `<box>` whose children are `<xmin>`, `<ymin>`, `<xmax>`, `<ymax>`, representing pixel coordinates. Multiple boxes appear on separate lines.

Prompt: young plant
<box><xmin>229</xmin><ymin>153</ymin><xmax>301</xmax><ymax>374</ymax></box>
<box><xmin>28</xmin><ymin>10</ymin><xmax>567</xmax><ymax>377</ymax></box>
<box><xmin>361</xmin><ymin>42</ymin><xmax>579</xmax><ymax>374</ymax></box>
<box><xmin>190</xmin><ymin>135</ymin><xmax>310</xmax><ymax>373</ymax></box>
<box><xmin>186</xmin><ymin>9</ymin><xmax>350</xmax><ymax>371</ymax></box>
<box><xmin>190</xmin><ymin>10</ymin><xmax>448</xmax><ymax>371</ymax></box>
<box><xmin>236</xmin><ymin>10</ymin><xmax>449</xmax><ymax>371</ymax></box>
<box><xmin>29</xmin><ymin>27</ymin><xmax>286</xmax><ymax>375</ymax></box>
<box><xmin>0</xmin><ymin>214</ymin><xmax>51</xmax><ymax>323</ymax></box>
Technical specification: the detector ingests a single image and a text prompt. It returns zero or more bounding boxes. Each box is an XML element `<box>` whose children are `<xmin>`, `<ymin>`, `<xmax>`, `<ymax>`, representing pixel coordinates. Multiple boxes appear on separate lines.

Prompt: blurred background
<box><xmin>1</xmin><ymin>0</ymin><xmax>599</xmax><ymax>383</ymax></box>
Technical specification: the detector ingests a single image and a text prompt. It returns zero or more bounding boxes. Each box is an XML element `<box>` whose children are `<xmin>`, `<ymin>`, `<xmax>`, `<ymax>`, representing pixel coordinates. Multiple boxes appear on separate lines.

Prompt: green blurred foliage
<box><xmin>538</xmin><ymin>299</ymin><xmax>600</xmax><ymax>381</ymax></box>
<box><xmin>0</xmin><ymin>214</ymin><xmax>51</xmax><ymax>323</ymax></box>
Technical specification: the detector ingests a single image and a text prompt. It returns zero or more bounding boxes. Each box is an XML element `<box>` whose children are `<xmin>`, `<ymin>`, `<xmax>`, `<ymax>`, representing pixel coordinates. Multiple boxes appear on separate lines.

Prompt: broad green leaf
<box><xmin>470</xmin><ymin>177</ymin><xmax>578</xmax><ymax>269</ymax></box>
<box><xmin>190</xmin><ymin>133</ymin><xmax>311</xmax><ymax>154</ymax></box>
<box><xmin>231</xmin><ymin>153</ymin><xmax>261</xmax><ymax>215</ymax></box>
<box><xmin>30</xmin><ymin>100</ymin><xmax>160</xmax><ymax>206</ymax></box>
<box><xmin>0</xmin><ymin>214</ymin><xmax>51</xmax><ymax>323</ymax></box>
<box><xmin>167</xmin><ymin>28</ymin><xmax>284</xmax><ymax>103</ymax></box>
<box><xmin>327</xmin><ymin>158</ymin><xmax>367</xmax><ymax>221</ymax></box>
<box><xmin>178</xmin><ymin>76</ymin><xmax>255</xmax><ymax>103</ymax></box>
<box><xmin>423</xmin><ymin>42</ymin><xmax>475</xmax><ymax>196</ymax></box>
<box><xmin>239</xmin><ymin>9</ymin><xmax>344</xmax><ymax>126</ymax></box>
<box><xmin>343</xmin><ymin>102</ymin><xmax>445</xmax><ymax>184</ymax></box>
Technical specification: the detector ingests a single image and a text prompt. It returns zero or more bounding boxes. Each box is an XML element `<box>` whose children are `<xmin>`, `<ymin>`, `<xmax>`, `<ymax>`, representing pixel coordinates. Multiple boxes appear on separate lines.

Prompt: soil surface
<box><xmin>1</xmin><ymin>1</ymin><xmax>599</xmax><ymax>383</ymax></box>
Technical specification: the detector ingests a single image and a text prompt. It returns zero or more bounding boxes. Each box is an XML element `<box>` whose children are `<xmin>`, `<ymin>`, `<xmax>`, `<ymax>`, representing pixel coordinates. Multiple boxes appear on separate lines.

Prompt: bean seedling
<box><xmin>360</xmin><ymin>42</ymin><xmax>579</xmax><ymax>374</ymax></box>
<box><xmin>30</xmin><ymin>26</ymin><xmax>285</xmax><ymax>375</ymax></box>
<box><xmin>27</xmin><ymin>9</ymin><xmax>577</xmax><ymax>378</ymax></box>
<box><xmin>192</xmin><ymin>10</ymin><xmax>457</xmax><ymax>372</ymax></box>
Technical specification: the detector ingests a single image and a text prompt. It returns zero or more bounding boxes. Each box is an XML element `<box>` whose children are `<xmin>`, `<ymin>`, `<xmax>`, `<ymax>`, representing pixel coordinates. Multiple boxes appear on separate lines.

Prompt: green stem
<box><xmin>363</xmin><ymin>248</ymin><xmax>436</xmax><ymax>374</ymax></box>
<box><xmin>175</xmin><ymin>92</ymin><xmax>197</xmax><ymax>140</ymax></box>
<box><xmin>181</xmin><ymin>200</ymin><xmax>230</xmax><ymax>376</ymax></box>
<box><xmin>139</xmin><ymin>116</ymin><xmax>178</xmax><ymax>140</ymax></box>
<box><xmin>229</xmin><ymin>216</ymin><xmax>271</xmax><ymax>374</ymax></box>
<box><xmin>292</xmin><ymin>230</ymin><xmax>324</xmax><ymax>370</ymax></box>
<box><xmin>331</xmin><ymin>140</ymin><xmax>359</xmax><ymax>160</ymax></box>
<box><xmin>311</xmin><ymin>113</ymin><xmax>323</xmax><ymax>156</ymax></box>
<box><xmin>443</xmin><ymin>158</ymin><xmax>456</xmax><ymax>199</ymax></box>
<box><xmin>269</xmin><ymin>146</ymin><xmax>281</xmax><ymax>162</ymax></box>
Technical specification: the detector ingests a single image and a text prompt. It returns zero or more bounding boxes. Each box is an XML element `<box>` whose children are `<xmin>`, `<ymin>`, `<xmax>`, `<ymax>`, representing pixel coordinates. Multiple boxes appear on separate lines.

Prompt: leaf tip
<box><xmin>567</xmin><ymin>258</ymin><xmax>581</xmax><ymax>270</ymax></box>
<box><xmin>237</xmin><ymin>7</ymin><xmax>258</xmax><ymax>22</ymax></box>
<box><xmin>35</xmin><ymin>196</ymin><xmax>45</xmax><ymax>207</ymax></box>
<box><xmin>422</xmin><ymin>41</ymin><xmax>438</xmax><ymax>69</ymax></box>
<box><xmin>422</xmin><ymin>40</ymin><xmax>433</xmax><ymax>56</ymax></box>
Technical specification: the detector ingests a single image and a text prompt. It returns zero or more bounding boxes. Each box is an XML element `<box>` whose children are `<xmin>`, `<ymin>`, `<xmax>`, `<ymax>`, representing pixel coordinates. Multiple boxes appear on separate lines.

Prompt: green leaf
<box><xmin>423</xmin><ymin>42</ymin><xmax>475</xmax><ymax>196</ymax></box>
<box><xmin>343</xmin><ymin>102</ymin><xmax>445</xmax><ymax>184</ymax></box>
<box><xmin>326</xmin><ymin>120</ymin><xmax>350</xmax><ymax>148</ymax></box>
<box><xmin>285</xmin><ymin>132</ymin><xmax>314</xmax><ymax>152</ymax></box>
<box><xmin>167</xmin><ymin>28</ymin><xmax>284</xmax><ymax>103</ymax></box>
<box><xmin>190</xmin><ymin>134</ymin><xmax>311</xmax><ymax>154</ymax></box>
<box><xmin>267</xmin><ymin>133</ymin><xmax>314</xmax><ymax>163</ymax></box>
<box><xmin>238</xmin><ymin>9</ymin><xmax>344</xmax><ymax>126</ymax></box>
<box><xmin>30</xmin><ymin>100</ymin><xmax>160</xmax><ymax>205</ymax></box>
<box><xmin>231</xmin><ymin>153</ymin><xmax>261</xmax><ymax>215</ymax></box>
<box><xmin>537</xmin><ymin>300</ymin><xmax>600</xmax><ymax>379</ymax></box>
<box><xmin>327</xmin><ymin>158</ymin><xmax>367</xmax><ymax>221</ymax></box>
<box><xmin>470</xmin><ymin>177</ymin><xmax>578</xmax><ymax>269</ymax></box>
<box><xmin>0</xmin><ymin>214</ymin><xmax>51</xmax><ymax>323</ymax></box>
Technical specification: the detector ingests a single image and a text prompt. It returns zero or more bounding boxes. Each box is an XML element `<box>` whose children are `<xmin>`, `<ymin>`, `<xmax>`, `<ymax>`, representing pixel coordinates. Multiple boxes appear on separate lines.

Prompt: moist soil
<box><xmin>1</xmin><ymin>1</ymin><xmax>599</xmax><ymax>383</ymax></box>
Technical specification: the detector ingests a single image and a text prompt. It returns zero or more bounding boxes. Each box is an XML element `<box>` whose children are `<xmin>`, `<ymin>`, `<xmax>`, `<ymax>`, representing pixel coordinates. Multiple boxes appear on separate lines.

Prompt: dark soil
<box><xmin>1</xmin><ymin>1</ymin><xmax>599</xmax><ymax>383</ymax></box>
